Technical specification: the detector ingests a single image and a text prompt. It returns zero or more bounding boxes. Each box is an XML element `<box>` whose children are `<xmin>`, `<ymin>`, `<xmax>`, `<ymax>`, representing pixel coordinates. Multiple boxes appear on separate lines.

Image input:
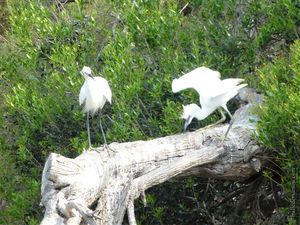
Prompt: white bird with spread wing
<box><xmin>79</xmin><ymin>66</ymin><xmax>112</xmax><ymax>149</ymax></box>
<box><xmin>172</xmin><ymin>66</ymin><xmax>247</xmax><ymax>131</ymax></box>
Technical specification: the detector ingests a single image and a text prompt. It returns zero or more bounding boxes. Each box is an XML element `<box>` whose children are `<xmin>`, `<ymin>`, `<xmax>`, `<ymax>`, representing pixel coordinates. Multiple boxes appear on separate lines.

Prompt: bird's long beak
<box><xmin>183</xmin><ymin>116</ymin><xmax>190</xmax><ymax>132</ymax></box>
<box><xmin>88</xmin><ymin>72</ymin><xmax>95</xmax><ymax>80</ymax></box>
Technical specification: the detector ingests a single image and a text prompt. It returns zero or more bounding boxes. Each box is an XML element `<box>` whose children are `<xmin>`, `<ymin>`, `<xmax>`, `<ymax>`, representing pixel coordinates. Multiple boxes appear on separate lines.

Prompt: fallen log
<box><xmin>40</xmin><ymin>88</ymin><xmax>263</xmax><ymax>225</ymax></box>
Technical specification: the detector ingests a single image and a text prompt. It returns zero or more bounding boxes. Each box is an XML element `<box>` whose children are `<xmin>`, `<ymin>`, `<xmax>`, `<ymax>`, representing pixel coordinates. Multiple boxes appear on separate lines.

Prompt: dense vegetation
<box><xmin>0</xmin><ymin>0</ymin><xmax>299</xmax><ymax>224</ymax></box>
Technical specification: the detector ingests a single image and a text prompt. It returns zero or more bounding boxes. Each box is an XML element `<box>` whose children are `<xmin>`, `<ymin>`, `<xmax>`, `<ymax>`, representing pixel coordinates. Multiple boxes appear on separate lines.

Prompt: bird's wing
<box><xmin>172</xmin><ymin>66</ymin><xmax>221</xmax><ymax>97</ymax></box>
<box><xmin>211</xmin><ymin>81</ymin><xmax>247</xmax><ymax>105</ymax></box>
<box><xmin>95</xmin><ymin>77</ymin><xmax>112</xmax><ymax>104</ymax></box>
<box><xmin>210</xmin><ymin>78</ymin><xmax>245</xmax><ymax>98</ymax></box>
<box><xmin>79</xmin><ymin>82</ymin><xmax>87</xmax><ymax>106</ymax></box>
<box><xmin>200</xmin><ymin>66</ymin><xmax>221</xmax><ymax>79</ymax></box>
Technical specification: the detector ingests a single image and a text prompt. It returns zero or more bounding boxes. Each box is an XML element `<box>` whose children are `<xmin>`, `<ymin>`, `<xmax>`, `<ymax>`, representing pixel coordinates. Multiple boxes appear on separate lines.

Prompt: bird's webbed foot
<box><xmin>104</xmin><ymin>143</ymin><xmax>116</xmax><ymax>152</ymax></box>
<box><xmin>87</xmin><ymin>145</ymin><xmax>97</xmax><ymax>151</ymax></box>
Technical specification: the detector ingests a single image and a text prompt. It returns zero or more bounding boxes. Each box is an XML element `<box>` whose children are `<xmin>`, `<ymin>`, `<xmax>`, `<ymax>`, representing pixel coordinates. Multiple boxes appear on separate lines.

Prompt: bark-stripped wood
<box><xmin>40</xmin><ymin>88</ymin><xmax>263</xmax><ymax>225</ymax></box>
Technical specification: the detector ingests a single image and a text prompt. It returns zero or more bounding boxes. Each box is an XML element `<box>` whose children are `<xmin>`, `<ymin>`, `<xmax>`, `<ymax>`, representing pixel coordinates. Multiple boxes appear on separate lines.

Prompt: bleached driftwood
<box><xmin>40</xmin><ymin>88</ymin><xmax>263</xmax><ymax>225</ymax></box>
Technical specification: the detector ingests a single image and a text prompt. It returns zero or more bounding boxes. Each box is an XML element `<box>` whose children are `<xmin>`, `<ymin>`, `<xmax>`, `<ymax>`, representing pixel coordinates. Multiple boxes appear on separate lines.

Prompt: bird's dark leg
<box><xmin>222</xmin><ymin>117</ymin><xmax>235</xmax><ymax>143</ymax></box>
<box><xmin>199</xmin><ymin>108</ymin><xmax>226</xmax><ymax>131</ymax></box>
<box><xmin>225</xmin><ymin>120</ymin><xmax>234</xmax><ymax>137</ymax></box>
<box><xmin>221</xmin><ymin>105</ymin><xmax>235</xmax><ymax>144</ymax></box>
<box><xmin>215</xmin><ymin>108</ymin><xmax>227</xmax><ymax>125</ymax></box>
<box><xmin>223</xmin><ymin>105</ymin><xmax>233</xmax><ymax>119</ymax></box>
<box><xmin>86</xmin><ymin>112</ymin><xmax>92</xmax><ymax>149</ymax></box>
<box><xmin>98</xmin><ymin>111</ymin><xmax>108</xmax><ymax>146</ymax></box>
<box><xmin>98</xmin><ymin>111</ymin><xmax>116</xmax><ymax>154</ymax></box>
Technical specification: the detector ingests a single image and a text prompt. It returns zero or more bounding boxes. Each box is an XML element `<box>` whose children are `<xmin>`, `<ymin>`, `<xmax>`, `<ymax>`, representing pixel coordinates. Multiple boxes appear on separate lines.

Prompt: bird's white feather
<box><xmin>172</xmin><ymin>67</ymin><xmax>221</xmax><ymax>96</ymax></box>
<box><xmin>82</xmin><ymin>66</ymin><xmax>92</xmax><ymax>75</ymax></box>
<box><xmin>95</xmin><ymin>77</ymin><xmax>112</xmax><ymax>104</ymax></box>
<box><xmin>215</xmin><ymin>83</ymin><xmax>248</xmax><ymax>106</ymax></box>
<box><xmin>79</xmin><ymin>83</ymin><xmax>87</xmax><ymax>106</ymax></box>
<box><xmin>181</xmin><ymin>104</ymin><xmax>199</xmax><ymax>120</ymax></box>
<box><xmin>79</xmin><ymin>70</ymin><xmax>112</xmax><ymax>115</ymax></box>
<box><xmin>172</xmin><ymin>67</ymin><xmax>246</xmax><ymax>106</ymax></box>
<box><xmin>209</xmin><ymin>78</ymin><xmax>245</xmax><ymax>98</ymax></box>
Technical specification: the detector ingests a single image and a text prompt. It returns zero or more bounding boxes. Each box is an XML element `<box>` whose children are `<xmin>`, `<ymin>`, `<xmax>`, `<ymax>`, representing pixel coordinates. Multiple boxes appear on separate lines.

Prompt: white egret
<box><xmin>172</xmin><ymin>66</ymin><xmax>247</xmax><ymax>131</ymax></box>
<box><xmin>79</xmin><ymin>66</ymin><xmax>112</xmax><ymax>148</ymax></box>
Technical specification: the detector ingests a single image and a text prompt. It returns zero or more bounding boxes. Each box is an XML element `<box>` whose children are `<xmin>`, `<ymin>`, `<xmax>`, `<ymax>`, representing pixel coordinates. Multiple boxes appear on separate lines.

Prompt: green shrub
<box><xmin>257</xmin><ymin>40</ymin><xmax>300</xmax><ymax>223</ymax></box>
<box><xmin>1</xmin><ymin>0</ymin><xmax>104</xmax><ymax>222</ymax></box>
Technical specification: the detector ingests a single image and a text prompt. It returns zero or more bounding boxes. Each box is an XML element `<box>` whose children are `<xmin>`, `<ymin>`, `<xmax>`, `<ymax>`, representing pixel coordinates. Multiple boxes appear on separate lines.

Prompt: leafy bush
<box><xmin>1</xmin><ymin>1</ymin><xmax>103</xmax><ymax>223</ymax></box>
<box><xmin>257</xmin><ymin>40</ymin><xmax>300</xmax><ymax>223</ymax></box>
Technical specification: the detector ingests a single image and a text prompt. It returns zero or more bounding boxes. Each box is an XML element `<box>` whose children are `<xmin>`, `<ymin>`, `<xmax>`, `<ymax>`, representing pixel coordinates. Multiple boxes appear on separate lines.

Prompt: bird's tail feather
<box><xmin>213</xmin><ymin>83</ymin><xmax>247</xmax><ymax>104</ymax></box>
<box><xmin>235</xmin><ymin>83</ymin><xmax>248</xmax><ymax>91</ymax></box>
<box><xmin>211</xmin><ymin>79</ymin><xmax>246</xmax><ymax>99</ymax></box>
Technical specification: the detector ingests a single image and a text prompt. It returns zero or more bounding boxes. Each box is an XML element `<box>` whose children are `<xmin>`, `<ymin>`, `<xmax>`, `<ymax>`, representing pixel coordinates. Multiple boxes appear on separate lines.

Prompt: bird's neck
<box><xmin>84</xmin><ymin>75</ymin><xmax>93</xmax><ymax>80</ymax></box>
<box><xmin>194</xmin><ymin>106</ymin><xmax>213</xmax><ymax>121</ymax></box>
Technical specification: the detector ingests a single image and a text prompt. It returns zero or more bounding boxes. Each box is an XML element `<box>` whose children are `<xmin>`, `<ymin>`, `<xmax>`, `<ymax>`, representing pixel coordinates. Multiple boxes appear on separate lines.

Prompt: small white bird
<box><xmin>79</xmin><ymin>66</ymin><xmax>112</xmax><ymax>148</ymax></box>
<box><xmin>172</xmin><ymin>67</ymin><xmax>247</xmax><ymax>131</ymax></box>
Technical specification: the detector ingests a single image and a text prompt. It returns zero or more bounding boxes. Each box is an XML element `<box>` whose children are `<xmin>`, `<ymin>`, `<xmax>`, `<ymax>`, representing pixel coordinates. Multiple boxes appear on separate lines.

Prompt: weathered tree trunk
<box><xmin>40</xmin><ymin>88</ymin><xmax>263</xmax><ymax>225</ymax></box>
